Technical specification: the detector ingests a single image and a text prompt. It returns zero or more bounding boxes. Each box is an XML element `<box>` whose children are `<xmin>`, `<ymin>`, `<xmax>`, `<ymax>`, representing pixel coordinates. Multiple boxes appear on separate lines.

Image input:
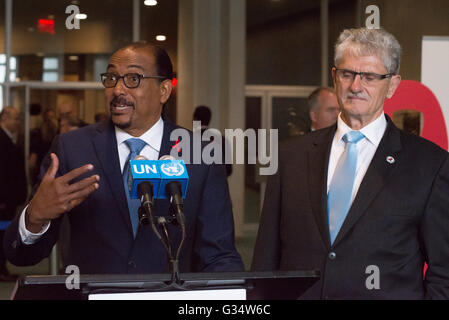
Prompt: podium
<box><xmin>11</xmin><ymin>270</ymin><xmax>319</xmax><ymax>300</ymax></box>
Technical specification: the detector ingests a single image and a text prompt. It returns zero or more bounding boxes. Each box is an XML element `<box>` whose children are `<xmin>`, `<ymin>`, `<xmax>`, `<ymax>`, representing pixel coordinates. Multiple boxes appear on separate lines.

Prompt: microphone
<box><xmin>129</xmin><ymin>156</ymin><xmax>160</xmax><ymax>225</ymax></box>
<box><xmin>157</xmin><ymin>155</ymin><xmax>188</xmax><ymax>221</ymax></box>
<box><xmin>128</xmin><ymin>156</ymin><xmax>189</xmax><ymax>225</ymax></box>
<box><xmin>129</xmin><ymin>156</ymin><xmax>188</xmax><ymax>200</ymax></box>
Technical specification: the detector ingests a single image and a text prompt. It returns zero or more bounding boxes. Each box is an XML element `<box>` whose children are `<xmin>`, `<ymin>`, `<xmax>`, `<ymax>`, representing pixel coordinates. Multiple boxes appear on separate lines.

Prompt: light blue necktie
<box><xmin>327</xmin><ymin>131</ymin><xmax>365</xmax><ymax>245</ymax></box>
<box><xmin>123</xmin><ymin>138</ymin><xmax>147</xmax><ymax>237</ymax></box>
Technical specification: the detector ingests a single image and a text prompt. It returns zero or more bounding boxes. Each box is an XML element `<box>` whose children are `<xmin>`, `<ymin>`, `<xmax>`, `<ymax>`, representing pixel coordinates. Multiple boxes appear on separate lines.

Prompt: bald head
<box><xmin>0</xmin><ymin>106</ymin><xmax>20</xmax><ymax>133</ymax></box>
<box><xmin>308</xmin><ymin>88</ymin><xmax>340</xmax><ymax>130</ymax></box>
<box><xmin>58</xmin><ymin>102</ymin><xmax>78</xmax><ymax>119</ymax></box>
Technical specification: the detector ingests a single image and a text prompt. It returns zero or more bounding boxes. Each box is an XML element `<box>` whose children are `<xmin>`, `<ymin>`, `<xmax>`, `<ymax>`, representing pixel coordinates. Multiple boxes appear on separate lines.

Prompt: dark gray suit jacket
<box><xmin>4</xmin><ymin>118</ymin><xmax>243</xmax><ymax>274</ymax></box>
<box><xmin>252</xmin><ymin>115</ymin><xmax>449</xmax><ymax>299</ymax></box>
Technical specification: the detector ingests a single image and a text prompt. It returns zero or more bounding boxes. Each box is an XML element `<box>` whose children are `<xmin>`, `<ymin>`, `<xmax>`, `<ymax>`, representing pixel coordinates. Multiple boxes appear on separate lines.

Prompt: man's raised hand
<box><xmin>26</xmin><ymin>153</ymin><xmax>100</xmax><ymax>233</ymax></box>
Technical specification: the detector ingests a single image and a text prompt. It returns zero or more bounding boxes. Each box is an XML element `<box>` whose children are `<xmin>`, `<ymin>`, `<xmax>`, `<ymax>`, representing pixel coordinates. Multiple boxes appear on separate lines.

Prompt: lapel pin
<box><xmin>171</xmin><ymin>139</ymin><xmax>181</xmax><ymax>153</ymax></box>
<box><xmin>386</xmin><ymin>156</ymin><xmax>395</xmax><ymax>164</ymax></box>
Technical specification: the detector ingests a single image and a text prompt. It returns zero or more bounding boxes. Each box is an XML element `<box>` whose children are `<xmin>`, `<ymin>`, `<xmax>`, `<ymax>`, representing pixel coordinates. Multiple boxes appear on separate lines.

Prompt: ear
<box><xmin>159</xmin><ymin>79</ymin><xmax>173</xmax><ymax>104</ymax></box>
<box><xmin>309</xmin><ymin>110</ymin><xmax>317</xmax><ymax>123</ymax></box>
<box><xmin>386</xmin><ymin>75</ymin><xmax>401</xmax><ymax>99</ymax></box>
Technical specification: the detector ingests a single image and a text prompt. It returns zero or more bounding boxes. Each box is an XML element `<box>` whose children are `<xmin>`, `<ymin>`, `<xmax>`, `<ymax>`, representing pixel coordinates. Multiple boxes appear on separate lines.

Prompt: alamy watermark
<box><xmin>365</xmin><ymin>265</ymin><xmax>380</xmax><ymax>290</ymax></box>
<box><xmin>365</xmin><ymin>5</ymin><xmax>380</xmax><ymax>29</ymax></box>
<box><xmin>170</xmin><ymin>121</ymin><xmax>278</xmax><ymax>176</ymax></box>
<box><xmin>65</xmin><ymin>265</ymin><xmax>80</xmax><ymax>290</ymax></box>
<box><xmin>65</xmin><ymin>5</ymin><xmax>81</xmax><ymax>30</ymax></box>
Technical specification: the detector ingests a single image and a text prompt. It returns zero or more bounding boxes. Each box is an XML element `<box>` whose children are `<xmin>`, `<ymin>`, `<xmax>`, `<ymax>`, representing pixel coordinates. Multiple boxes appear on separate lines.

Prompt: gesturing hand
<box><xmin>26</xmin><ymin>153</ymin><xmax>100</xmax><ymax>232</ymax></box>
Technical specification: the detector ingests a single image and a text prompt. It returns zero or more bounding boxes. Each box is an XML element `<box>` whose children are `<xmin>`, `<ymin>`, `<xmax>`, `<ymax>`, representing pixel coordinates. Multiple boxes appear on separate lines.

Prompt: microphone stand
<box><xmin>156</xmin><ymin>215</ymin><xmax>184</xmax><ymax>286</ymax></box>
<box><xmin>138</xmin><ymin>181</ymin><xmax>187</xmax><ymax>287</ymax></box>
<box><xmin>165</xmin><ymin>181</ymin><xmax>186</xmax><ymax>285</ymax></box>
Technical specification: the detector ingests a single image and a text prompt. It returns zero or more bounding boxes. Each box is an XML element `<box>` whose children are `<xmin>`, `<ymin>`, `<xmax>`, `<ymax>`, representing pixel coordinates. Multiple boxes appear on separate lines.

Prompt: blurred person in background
<box><xmin>193</xmin><ymin>105</ymin><xmax>232</xmax><ymax>177</ymax></box>
<box><xmin>0</xmin><ymin>107</ymin><xmax>27</xmax><ymax>281</ymax></box>
<box><xmin>94</xmin><ymin>112</ymin><xmax>108</xmax><ymax>123</ymax></box>
<box><xmin>30</xmin><ymin>107</ymin><xmax>58</xmax><ymax>186</ymax></box>
<box><xmin>59</xmin><ymin>114</ymin><xmax>82</xmax><ymax>134</ymax></box>
<box><xmin>58</xmin><ymin>102</ymin><xmax>88</xmax><ymax>128</ymax></box>
<box><xmin>308</xmin><ymin>87</ymin><xmax>340</xmax><ymax>131</ymax></box>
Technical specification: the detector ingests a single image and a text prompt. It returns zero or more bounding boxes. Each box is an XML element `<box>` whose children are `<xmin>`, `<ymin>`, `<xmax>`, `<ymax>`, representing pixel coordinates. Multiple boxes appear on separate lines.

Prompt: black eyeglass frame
<box><xmin>332</xmin><ymin>67</ymin><xmax>395</xmax><ymax>83</ymax></box>
<box><xmin>100</xmin><ymin>72</ymin><xmax>168</xmax><ymax>88</ymax></box>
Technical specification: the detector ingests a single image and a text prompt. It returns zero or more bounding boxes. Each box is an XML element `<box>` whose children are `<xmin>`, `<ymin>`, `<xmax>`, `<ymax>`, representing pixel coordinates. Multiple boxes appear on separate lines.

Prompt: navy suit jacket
<box><xmin>252</xmin><ymin>115</ymin><xmax>449</xmax><ymax>299</ymax></box>
<box><xmin>4</xmin><ymin>117</ymin><xmax>243</xmax><ymax>274</ymax></box>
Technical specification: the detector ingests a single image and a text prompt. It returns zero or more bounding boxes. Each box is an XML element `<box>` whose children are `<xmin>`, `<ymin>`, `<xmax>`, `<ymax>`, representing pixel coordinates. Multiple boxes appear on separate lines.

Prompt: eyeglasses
<box><xmin>333</xmin><ymin>68</ymin><xmax>394</xmax><ymax>86</ymax></box>
<box><xmin>101</xmin><ymin>73</ymin><xmax>167</xmax><ymax>88</ymax></box>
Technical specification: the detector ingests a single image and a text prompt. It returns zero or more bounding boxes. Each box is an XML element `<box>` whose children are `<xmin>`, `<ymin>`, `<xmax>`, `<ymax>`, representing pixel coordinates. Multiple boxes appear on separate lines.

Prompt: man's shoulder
<box><xmin>398</xmin><ymin>129</ymin><xmax>448</xmax><ymax>161</ymax></box>
<box><xmin>280</xmin><ymin>125</ymin><xmax>334</xmax><ymax>154</ymax></box>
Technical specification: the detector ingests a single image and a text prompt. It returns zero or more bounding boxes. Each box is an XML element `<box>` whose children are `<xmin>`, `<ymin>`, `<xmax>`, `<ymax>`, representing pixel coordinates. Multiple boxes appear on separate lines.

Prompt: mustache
<box><xmin>345</xmin><ymin>93</ymin><xmax>368</xmax><ymax>100</ymax></box>
<box><xmin>110</xmin><ymin>96</ymin><xmax>135</xmax><ymax>109</ymax></box>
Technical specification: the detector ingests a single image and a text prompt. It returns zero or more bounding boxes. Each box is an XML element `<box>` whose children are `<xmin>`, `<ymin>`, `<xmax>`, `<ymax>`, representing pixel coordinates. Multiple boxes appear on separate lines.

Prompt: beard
<box><xmin>109</xmin><ymin>96</ymin><xmax>135</xmax><ymax>129</ymax></box>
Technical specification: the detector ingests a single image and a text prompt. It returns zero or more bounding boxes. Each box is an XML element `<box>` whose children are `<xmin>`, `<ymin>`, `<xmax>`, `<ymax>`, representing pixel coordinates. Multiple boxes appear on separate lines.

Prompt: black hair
<box><xmin>115</xmin><ymin>41</ymin><xmax>173</xmax><ymax>83</ymax></box>
<box><xmin>193</xmin><ymin>105</ymin><xmax>212</xmax><ymax>126</ymax></box>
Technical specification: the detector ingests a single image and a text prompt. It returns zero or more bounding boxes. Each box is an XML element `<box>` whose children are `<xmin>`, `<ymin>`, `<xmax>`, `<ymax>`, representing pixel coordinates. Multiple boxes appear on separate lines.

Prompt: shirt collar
<box><xmin>335</xmin><ymin>112</ymin><xmax>387</xmax><ymax>147</ymax></box>
<box><xmin>115</xmin><ymin>117</ymin><xmax>164</xmax><ymax>153</ymax></box>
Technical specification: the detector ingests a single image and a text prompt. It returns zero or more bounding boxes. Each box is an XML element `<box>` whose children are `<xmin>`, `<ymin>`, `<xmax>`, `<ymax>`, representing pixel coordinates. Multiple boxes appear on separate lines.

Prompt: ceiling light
<box><xmin>69</xmin><ymin>55</ymin><xmax>79</xmax><ymax>61</ymax></box>
<box><xmin>156</xmin><ymin>35</ymin><xmax>166</xmax><ymax>41</ymax></box>
<box><xmin>144</xmin><ymin>0</ymin><xmax>158</xmax><ymax>6</ymax></box>
<box><xmin>75</xmin><ymin>13</ymin><xmax>87</xmax><ymax>20</ymax></box>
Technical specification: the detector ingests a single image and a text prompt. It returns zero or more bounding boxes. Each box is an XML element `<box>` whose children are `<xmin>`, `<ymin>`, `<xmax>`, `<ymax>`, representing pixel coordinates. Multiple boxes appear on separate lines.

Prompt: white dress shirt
<box><xmin>115</xmin><ymin>117</ymin><xmax>163</xmax><ymax>171</ymax></box>
<box><xmin>19</xmin><ymin>117</ymin><xmax>164</xmax><ymax>244</ymax></box>
<box><xmin>327</xmin><ymin>113</ymin><xmax>387</xmax><ymax>204</ymax></box>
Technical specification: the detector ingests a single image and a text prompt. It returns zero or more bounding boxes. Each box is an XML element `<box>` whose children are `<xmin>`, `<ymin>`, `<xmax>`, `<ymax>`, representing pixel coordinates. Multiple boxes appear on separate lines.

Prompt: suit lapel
<box><xmin>308</xmin><ymin>125</ymin><xmax>336</xmax><ymax>249</ymax></box>
<box><xmin>332</xmin><ymin>117</ymin><xmax>402</xmax><ymax>246</ymax></box>
<box><xmin>159</xmin><ymin>116</ymin><xmax>178</xmax><ymax>158</ymax></box>
<box><xmin>92</xmin><ymin>120</ymin><xmax>134</xmax><ymax>235</ymax></box>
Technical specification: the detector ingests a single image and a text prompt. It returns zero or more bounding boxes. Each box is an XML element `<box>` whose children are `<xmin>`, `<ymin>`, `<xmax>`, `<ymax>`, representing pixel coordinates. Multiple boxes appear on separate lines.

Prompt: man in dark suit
<box><xmin>4</xmin><ymin>42</ymin><xmax>243</xmax><ymax>274</ymax></box>
<box><xmin>0</xmin><ymin>107</ymin><xmax>27</xmax><ymax>280</ymax></box>
<box><xmin>252</xmin><ymin>28</ymin><xmax>449</xmax><ymax>299</ymax></box>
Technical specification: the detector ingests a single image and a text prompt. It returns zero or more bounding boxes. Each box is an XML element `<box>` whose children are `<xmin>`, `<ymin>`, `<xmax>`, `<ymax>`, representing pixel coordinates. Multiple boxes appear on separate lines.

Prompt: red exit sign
<box><xmin>38</xmin><ymin>19</ymin><xmax>55</xmax><ymax>34</ymax></box>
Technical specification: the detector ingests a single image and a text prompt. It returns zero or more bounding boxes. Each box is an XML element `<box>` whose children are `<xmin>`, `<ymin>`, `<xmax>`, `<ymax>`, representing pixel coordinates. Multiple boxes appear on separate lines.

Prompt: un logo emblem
<box><xmin>161</xmin><ymin>162</ymin><xmax>184</xmax><ymax>176</ymax></box>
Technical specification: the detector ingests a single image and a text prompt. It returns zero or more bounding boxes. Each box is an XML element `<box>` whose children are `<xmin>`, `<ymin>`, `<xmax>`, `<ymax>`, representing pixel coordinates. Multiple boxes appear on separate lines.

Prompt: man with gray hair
<box><xmin>308</xmin><ymin>87</ymin><xmax>340</xmax><ymax>131</ymax></box>
<box><xmin>253</xmin><ymin>27</ymin><xmax>449</xmax><ymax>299</ymax></box>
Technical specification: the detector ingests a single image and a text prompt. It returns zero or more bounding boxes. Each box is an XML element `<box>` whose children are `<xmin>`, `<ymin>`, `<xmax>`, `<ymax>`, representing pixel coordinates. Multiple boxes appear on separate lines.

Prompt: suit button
<box><xmin>128</xmin><ymin>261</ymin><xmax>136</xmax><ymax>269</ymax></box>
<box><xmin>328</xmin><ymin>252</ymin><xmax>336</xmax><ymax>260</ymax></box>
<box><xmin>11</xmin><ymin>240</ymin><xmax>18</xmax><ymax>249</ymax></box>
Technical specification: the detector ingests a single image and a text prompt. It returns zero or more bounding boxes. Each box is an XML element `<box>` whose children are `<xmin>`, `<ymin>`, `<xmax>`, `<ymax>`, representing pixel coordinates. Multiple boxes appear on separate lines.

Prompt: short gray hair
<box><xmin>334</xmin><ymin>28</ymin><xmax>402</xmax><ymax>75</ymax></box>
